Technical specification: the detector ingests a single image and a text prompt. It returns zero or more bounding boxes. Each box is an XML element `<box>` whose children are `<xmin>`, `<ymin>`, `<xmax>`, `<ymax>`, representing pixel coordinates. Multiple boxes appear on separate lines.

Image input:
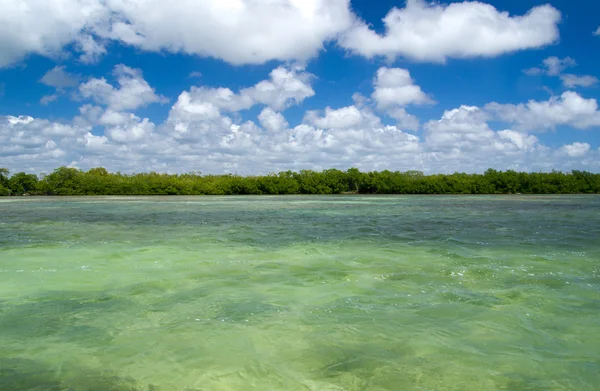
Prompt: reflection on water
<box><xmin>1</xmin><ymin>196</ymin><xmax>599</xmax><ymax>390</ymax></box>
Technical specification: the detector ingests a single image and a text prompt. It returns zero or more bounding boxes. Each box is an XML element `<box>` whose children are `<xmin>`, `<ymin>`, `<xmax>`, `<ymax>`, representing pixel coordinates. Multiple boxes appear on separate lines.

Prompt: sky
<box><xmin>1</xmin><ymin>0</ymin><xmax>599</xmax><ymax>175</ymax></box>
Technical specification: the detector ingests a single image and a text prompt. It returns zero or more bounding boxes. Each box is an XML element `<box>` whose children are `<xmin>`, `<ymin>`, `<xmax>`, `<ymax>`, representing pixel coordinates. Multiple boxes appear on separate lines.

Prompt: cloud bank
<box><xmin>2</xmin><ymin>65</ymin><xmax>598</xmax><ymax>175</ymax></box>
<box><xmin>0</xmin><ymin>0</ymin><xmax>562</xmax><ymax>67</ymax></box>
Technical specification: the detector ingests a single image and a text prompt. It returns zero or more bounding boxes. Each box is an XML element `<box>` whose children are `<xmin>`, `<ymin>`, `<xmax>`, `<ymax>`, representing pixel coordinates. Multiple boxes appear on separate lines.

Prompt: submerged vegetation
<box><xmin>1</xmin><ymin>166</ymin><xmax>600</xmax><ymax>196</ymax></box>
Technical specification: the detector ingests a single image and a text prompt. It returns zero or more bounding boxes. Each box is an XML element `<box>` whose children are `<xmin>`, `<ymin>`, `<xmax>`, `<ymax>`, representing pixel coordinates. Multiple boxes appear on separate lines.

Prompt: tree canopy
<box><xmin>0</xmin><ymin>167</ymin><xmax>599</xmax><ymax>196</ymax></box>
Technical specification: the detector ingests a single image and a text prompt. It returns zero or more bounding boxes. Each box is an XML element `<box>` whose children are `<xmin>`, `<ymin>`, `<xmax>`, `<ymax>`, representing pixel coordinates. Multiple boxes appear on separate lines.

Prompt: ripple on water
<box><xmin>1</xmin><ymin>195</ymin><xmax>599</xmax><ymax>390</ymax></box>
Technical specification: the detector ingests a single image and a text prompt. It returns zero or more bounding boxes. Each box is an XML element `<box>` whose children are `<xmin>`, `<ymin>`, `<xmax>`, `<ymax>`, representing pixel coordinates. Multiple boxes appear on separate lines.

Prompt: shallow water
<box><xmin>1</xmin><ymin>195</ymin><xmax>599</xmax><ymax>390</ymax></box>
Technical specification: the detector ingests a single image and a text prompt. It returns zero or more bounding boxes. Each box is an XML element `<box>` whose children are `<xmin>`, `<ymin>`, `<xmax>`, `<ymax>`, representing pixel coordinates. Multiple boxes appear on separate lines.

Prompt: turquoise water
<box><xmin>1</xmin><ymin>195</ymin><xmax>599</xmax><ymax>390</ymax></box>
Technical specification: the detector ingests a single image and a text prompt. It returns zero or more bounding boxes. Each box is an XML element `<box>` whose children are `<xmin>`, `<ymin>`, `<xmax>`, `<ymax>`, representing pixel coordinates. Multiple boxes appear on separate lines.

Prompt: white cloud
<box><xmin>422</xmin><ymin>105</ymin><xmax>543</xmax><ymax>172</ymax></box>
<box><xmin>369</xmin><ymin>67</ymin><xmax>430</xmax><ymax>130</ymax></box>
<box><xmin>78</xmin><ymin>132</ymin><xmax>110</xmax><ymax>152</ymax></box>
<box><xmin>79</xmin><ymin>105</ymin><xmax>161</xmax><ymax>146</ymax></box>
<box><xmin>559</xmin><ymin>74</ymin><xmax>599</xmax><ymax>88</ymax></box>
<box><xmin>426</xmin><ymin>106</ymin><xmax>523</xmax><ymax>151</ymax></box>
<box><xmin>40</xmin><ymin>94</ymin><xmax>60</xmax><ymax>105</ymax></box>
<box><xmin>274</xmin><ymin>123</ymin><xmax>421</xmax><ymax>171</ymax></box>
<box><xmin>79</xmin><ymin>64</ymin><xmax>168</xmax><ymax>111</ymax></box>
<box><xmin>543</xmin><ymin>57</ymin><xmax>576</xmax><ymax>76</ymax></box>
<box><xmin>339</xmin><ymin>0</ymin><xmax>560</xmax><ymax>63</ymax></box>
<box><xmin>169</xmin><ymin>66</ymin><xmax>314</xmax><ymax>120</ymax></box>
<box><xmin>174</xmin><ymin>87</ymin><xmax>254</xmax><ymax>114</ymax></box>
<box><xmin>243</xmin><ymin>67</ymin><xmax>315</xmax><ymax>111</ymax></box>
<box><xmin>39</xmin><ymin>65</ymin><xmax>81</xmax><ymax>105</ymax></box>
<box><xmin>104</xmin><ymin>115</ymin><xmax>156</xmax><ymax>144</ymax></box>
<box><xmin>169</xmin><ymin>92</ymin><xmax>224</xmax><ymax>125</ymax></box>
<box><xmin>97</xmin><ymin>110</ymin><xmax>135</xmax><ymax>126</ymax></box>
<box><xmin>560</xmin><ymin>142</ymin><xmax>590</xmax><ymax>158</ymax></box>
<box><xmin>523</xmin><ymin>57</ymin><xmax>598</xmax><ymax>89</ymax></box>
<box><xmin>372</xmin><ymin>67</ymin><xmax>432</xmax><ymax>108</ymax></box>
<box><xmin>2</xmin><ymin>66</ymin><xmax>599</xmax><ymax>176</ymax></box>
<box><xmin>304</xmin><ymin>105</ymin><xmax>380</xmax><ymax>130</ymax></box>
<box><xmin>2</xmin><ymin>103</ymin><xmax>598</xmax><ymax>175</ymax></box>
<box><xmin>486</xmin><ymin>91</ymin><xmax>600</xmax><ymax>131</ymax></box>
<box><xmin>154</xmin><ymin>75</ymin><xmax>423</xmax><ymax>172</ymax></box>
<box><xmin>163</xmin><ymin>66</ymin><xmax>314</xmax><ymax>166</ymax></box>
<box><xmin>0</xmin><ymin>0</ymin><xmax>108</xmax><ymax>68</ymax></box>
<box><xmin>40</xmin><ymin>66</ymin><xmax>80</xmax><ymax>89</ymax></box>
<box><xmin>386</xmin><ymin>108</ymin><xmax>420</xmax><ymax>132</ymax></box>
<box><xmin>0</xmin><ymin>0</ymin><xmax>566</xmax><ymax>69</ymax></box>
<box><xmin>73</xmin><ymin>104</ymin><xmax>105</xmax><ymax>127</ymax></box>
<box><xmin>523</xmin><ymin>68</ymin><xmax>543</xmax><ymax>76</ymax></box>
<box><xmin>100</xmin><ymin>0</ymin><xmax>354</xmax><ymax>65</ymax></box>
<box><xmin>497</xmin><ymin>130</ymin><xmax>539</xmax><ymax>151</ymax></box>
<box><xmin>258</xmin><ymin>108</ymin><xmax>288</xmax><ymax>133</ymax></box>
<box><xmin>594</xmin><ymin>27</ymin><xmax>600</xmax><ymax>36</ymax></box>
<box><xmin>0</xmin><ymin>115</ymin><xmax>89</xmax><ymax>172</ymax></box>
<box><xmin>0</xmin><ymin>0</ymin><xmax>355</xmax><ymax>68</ymax></box>
<box><xmin>76</xmin><ymin>34</ymin><xmax>107</xmax><ymax>64</ymax></box>
<box><xmin>302</xmin><ymin>80</ymin><xmax>421</xmax><ymax>133</ymax></box>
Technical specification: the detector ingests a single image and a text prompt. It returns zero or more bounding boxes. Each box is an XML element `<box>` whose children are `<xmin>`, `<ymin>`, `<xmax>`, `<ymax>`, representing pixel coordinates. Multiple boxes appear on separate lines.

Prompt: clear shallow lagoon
<box><xmin>1</xmin><ymin>195</ymin><xmax>599</xmax><ymax>390</ymax></box>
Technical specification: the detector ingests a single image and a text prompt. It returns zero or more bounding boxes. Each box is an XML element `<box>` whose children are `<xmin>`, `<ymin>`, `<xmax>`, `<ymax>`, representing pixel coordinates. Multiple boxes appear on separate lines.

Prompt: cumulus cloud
<box><xmin>594</xmin><ymin>27</ymin><xmax>600</xmax><ymax>36</ymax></box>
<box><xmin>244</xmin><ymin>67</ymin><xmax>315</xmax><ymax>111</ymax></box>
<box><xmin>40</xmin><ymin>94</ymin><xmax>60</xmax><ymax>106</ymax></box>
<box><xmin>39</xmin><ymin>65</ymin><xmax>81</xmax><ymax>104</ymax></box>
<box><xmin>169</xmin><ymin>66</ymin><xmax>314</xmax><ymax>122</ymax></box>
<box><xmin>73</xmin><ymin>104</ymin><xmax>105</xmax><ymax>127</ymax></box>
<box><xmin>421</xmin><ymin>105</ymin><xmax>545</xmax><ymax>172</ymax></box>
<box><xmin>0</xmin><ymin>0</ymin><xmax>108</xmax><ymax>68</ymax></box>
<box><xmin>0</xmin><ymin>0</ymin><xmax>566</xmax><ymax>68</ymax></box>
<box><xmin>372</xmin><ymin>67</ymin><xmax>433</xmax><ymax>108</ymax></box>
<box><xmin>0</xmin><ymin>115</ymin><xmax>89</xmax><ymax>172</ymax></box>
<box><xmin>543</xmin><ymin>57</ymin><xmax>576</xmax><ymax>76</ymax></box>
<box><xmin>76</xmin><ymin>34</ymin><xmax>107</xmax><ymax>64</ymax></box>
<box><xmin>2</xmin><ymin>103</ymin><xmax>598</xmax><ymax>175</ymax></box>
<box><xmin>486</xmin><ymin>91</ymin><xmax>600</xmax><ymax>131</ymax></box>
<box><xmin>303</xmin><ymin>105</ymin><xmax>381</xmax><ymax>130</ymax></box>
<box><xmin>0</xmin><ymin>0</ymin><xmax>354</xmax><ymax>68</ymax></box>
<box><xmin>168</xmin><ymin>92</ymin><xmax>224</xmax><ymax>126</ymax></box>
<box><xmin>339</xmin><ymin>0</ymin><xmax>561</xmax><ymax>62</ymax></box>
<box><xmin>559</xmin><ymin>74</ymin><xmax>599</xmax><ymax>88</ymax></box>
<box><xmin>79</xmin><ymin>64</ymin><xmax>168</xmax><ymax>111</ymax></box>
<box><xmin>369</xmin><ymin>67</ymin><xmax>431</xmax><ymax>130</ymax></box>
<box><xmin>523</xmin><ymin>57</ymin><xmax>598</xmax><ymax>88</ymax></box>
<box><xmin>424</xmin><ymin>106</ymin><xmax>537</xmax><ymax>152</ymax></box>
<box><xmin>101</xmin><ymin>0</ymin><xmax>354</xmax><ymax>65</ymax></box>
<box><xmin>299</xmin><ymin>70</ymin><xmax>425</xmax><ymax>132</ymax></box>
<box><xmin>162</xmin><ymin>66</ymin><xmax>314</xmax><ymax>162</ymax></box>
<box><xmin>386</xmin><ymin>108</ymin><xmax>420</xmax><ymax>132</ymax></box>
<box><xmin>40</xmin><ymin>66</ymin><xmax>80</xmax><ymax>89</ymax></box>
<box><xmin>2</xmin><ymin>65</ymin><xmax>599</xmax><ymax>175</ymax></box>
<box><xmin>560</xmin><ymin>142</ymin><xmax>591</xmax><ymax>158</ymax></box>
<box><xmin>258</xmin><ymin>108</ymin><xmax>288</xmax><ymax>133</ymax></box>
<box><xmin>103</xmin><ymin>114</ymin><xmax>156</xmax><ymax>144</ymax></box>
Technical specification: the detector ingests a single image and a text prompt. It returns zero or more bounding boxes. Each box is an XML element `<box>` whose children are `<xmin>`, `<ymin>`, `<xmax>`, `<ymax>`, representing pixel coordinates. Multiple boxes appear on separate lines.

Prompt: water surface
<box><xmin>1</xmin><ymin>196</ymin><xmax>599</xmax><ymax>390</ymax></box>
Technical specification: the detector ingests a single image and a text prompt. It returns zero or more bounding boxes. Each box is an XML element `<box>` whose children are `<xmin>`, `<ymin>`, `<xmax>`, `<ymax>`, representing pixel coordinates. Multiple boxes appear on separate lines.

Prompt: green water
<box><xmin>1</xmin><ymin>196</ymin><xmax>599</xmax><ymax>391</ymax></box>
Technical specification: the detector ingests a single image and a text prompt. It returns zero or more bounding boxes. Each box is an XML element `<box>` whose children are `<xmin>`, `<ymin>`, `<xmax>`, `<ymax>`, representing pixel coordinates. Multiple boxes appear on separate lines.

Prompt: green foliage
<box><xmin>8</xmin><ymin>172</ymin><xmax>39</xmax><ymax>195</ymax></box>
<box><xmin>0</xmin><ymin>166</ymin><xmax>599</xmax><ymax>196</ymax></box>
<box><xmin>0</xmin><ymin>168</ymin><xmax>9</xmax><ymax>185</ymax></box>
<box><xmin>0</xmin><ymin>168</ymin><xmax>11</xmax><ymax>195</ymax></box>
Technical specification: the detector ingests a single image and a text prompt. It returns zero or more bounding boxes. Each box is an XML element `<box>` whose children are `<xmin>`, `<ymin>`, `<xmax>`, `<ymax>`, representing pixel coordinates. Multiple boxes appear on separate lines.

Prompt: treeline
<box><xmin>1</xmin><ymin>167</ymin><xmax>600</xmax><ymax>196</ymax></box>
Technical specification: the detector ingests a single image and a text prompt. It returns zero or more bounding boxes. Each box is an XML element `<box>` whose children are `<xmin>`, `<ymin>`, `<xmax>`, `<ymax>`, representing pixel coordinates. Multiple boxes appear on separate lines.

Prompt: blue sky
<box><xmin>1</xmin><ymin>0</ymin><xmax>599</xmax><ymax>175</ymax></box>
